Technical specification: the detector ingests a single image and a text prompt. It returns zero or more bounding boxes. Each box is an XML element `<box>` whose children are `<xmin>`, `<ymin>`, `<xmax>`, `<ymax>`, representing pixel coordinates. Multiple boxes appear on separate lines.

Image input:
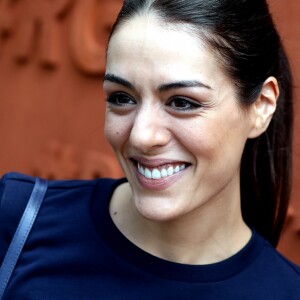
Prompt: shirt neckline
<box><xmin>91</xmin><ymin>178</ymin><xmax>266</xmax><ymax>283</ymax></box>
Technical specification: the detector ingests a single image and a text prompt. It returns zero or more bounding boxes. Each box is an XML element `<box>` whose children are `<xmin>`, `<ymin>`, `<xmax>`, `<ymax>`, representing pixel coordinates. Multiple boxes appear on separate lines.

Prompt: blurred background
<box><xmin>0</xmin><ymin>0</ymin><xmax>299</xmax><ymax>263</ymax></box>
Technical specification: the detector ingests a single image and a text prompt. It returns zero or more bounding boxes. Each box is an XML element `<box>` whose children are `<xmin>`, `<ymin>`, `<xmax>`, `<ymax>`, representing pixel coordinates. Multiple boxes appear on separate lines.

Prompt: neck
<box><xmin>110</xmin><ymin>182</ymin><xmax>251</xmax><ymax>265</ymax></box>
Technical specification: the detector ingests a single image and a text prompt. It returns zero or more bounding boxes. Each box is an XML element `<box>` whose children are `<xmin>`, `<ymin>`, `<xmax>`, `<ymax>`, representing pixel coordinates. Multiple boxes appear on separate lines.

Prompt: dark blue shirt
<box><xmin>1</xmin><ymin>173</ymin><xmax>300</xmax><ymax>299</ymax></box>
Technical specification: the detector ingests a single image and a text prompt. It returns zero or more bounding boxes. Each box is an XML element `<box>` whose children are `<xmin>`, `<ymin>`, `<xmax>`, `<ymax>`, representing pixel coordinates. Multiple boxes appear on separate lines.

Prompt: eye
<box><xmin>167</xmin><ymin>97</ymin><xmax>201</xmax><ymax>111</ymax></box>
<box><xmin>106</xmin><ymin>92</ymin><xmax>136</xmax><ymax>106</ymax></box>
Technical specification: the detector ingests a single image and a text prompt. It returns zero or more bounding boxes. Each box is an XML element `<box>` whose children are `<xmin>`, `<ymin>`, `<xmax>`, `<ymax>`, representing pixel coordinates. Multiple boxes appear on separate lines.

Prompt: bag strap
<box><xmin>0</xmin><ymin>177</ymin><xmax>48</xmax><ymax>299</ymax></box>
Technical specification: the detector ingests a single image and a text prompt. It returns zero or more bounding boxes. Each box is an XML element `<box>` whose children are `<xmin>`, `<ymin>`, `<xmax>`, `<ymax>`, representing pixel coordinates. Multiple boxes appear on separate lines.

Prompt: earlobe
<box><xmin>248</xmin><ymin>76</ymin><xmax>279</xmax><ymax>139</ymax></box>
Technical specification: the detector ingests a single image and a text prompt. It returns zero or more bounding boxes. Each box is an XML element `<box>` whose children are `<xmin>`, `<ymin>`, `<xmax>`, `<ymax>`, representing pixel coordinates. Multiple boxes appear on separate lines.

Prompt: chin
<box><xmin>132</xmin><ymin>194</ymin><xmax>186</xmax><ymax>222</ymax></box>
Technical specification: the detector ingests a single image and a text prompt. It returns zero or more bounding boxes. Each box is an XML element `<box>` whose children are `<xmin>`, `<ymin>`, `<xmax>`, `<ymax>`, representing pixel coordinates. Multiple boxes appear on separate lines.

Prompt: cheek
<box><xmin>173</xmin><ymin>115</ymin><xmax>247</xmax><ymax>162</ymax></box>
<box><xmin>173</xmin><ymin>120</ymin><xmax>218</xmax><ymax>159</ymax></box>
<box><xmin>104</xmin><ymin>114</ymin><xmax>131</xmax><ymax>150</ymax></box>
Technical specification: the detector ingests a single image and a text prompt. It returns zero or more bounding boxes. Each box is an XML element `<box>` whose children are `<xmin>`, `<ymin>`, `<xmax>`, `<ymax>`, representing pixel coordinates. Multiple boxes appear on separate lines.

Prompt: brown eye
<box><xmin>167</xmin><ymin>97</ymin><xmax>201</xmax><ymax>111</ymax></box>
<box><xmin>106</xmin><ymin>93</ymin><xmax>136</xmax><ymax>106</ymax></box>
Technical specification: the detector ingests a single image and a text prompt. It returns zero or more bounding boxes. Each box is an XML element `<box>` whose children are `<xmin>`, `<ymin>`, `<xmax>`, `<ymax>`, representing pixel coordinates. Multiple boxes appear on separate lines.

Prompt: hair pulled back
<box><xmin>109</xmin><ymin>0</ymin><xmax>293</xmax><ymax>246</ymax></box>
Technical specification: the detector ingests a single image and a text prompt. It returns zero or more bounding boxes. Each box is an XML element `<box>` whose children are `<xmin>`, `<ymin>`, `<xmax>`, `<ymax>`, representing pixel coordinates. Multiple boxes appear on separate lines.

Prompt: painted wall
<box><xmin>0</xmin><ymin>0</ymin><xmax>124</xmax><ymax>179</ymax></box>
<box><xmin>0</xmin><ymin>0</ymin><xmax>299</xmax><ymax>263</ymax></box>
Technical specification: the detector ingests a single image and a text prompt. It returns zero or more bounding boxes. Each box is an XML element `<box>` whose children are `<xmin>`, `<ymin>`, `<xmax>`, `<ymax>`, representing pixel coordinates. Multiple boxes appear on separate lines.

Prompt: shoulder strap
<box><xmin>0</xmin><ymin>177</ymin><xmax>48</xmax><ymax>299</ymax></box>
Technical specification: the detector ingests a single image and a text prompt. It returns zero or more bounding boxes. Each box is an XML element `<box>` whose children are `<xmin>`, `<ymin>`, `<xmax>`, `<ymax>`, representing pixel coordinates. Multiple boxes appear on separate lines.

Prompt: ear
<box><xmin>248</xmin><ymin>77</ymin><xmax>279</xmax><ymax>139</ymax></box>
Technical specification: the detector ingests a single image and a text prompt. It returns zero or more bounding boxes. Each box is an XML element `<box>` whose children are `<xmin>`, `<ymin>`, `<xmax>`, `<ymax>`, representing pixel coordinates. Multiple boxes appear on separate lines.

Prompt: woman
<box><xmin>0</xmin><ymin>0</ymin><xmax>299</xmax><ymax>299</ymax></box>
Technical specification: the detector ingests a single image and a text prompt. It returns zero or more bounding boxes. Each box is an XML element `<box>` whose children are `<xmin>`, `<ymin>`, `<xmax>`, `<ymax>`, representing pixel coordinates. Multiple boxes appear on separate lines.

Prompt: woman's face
<box><xmin>104</xmin><ymin>15</ymin><xmax>256</xmax><ymax>222</ymax></box>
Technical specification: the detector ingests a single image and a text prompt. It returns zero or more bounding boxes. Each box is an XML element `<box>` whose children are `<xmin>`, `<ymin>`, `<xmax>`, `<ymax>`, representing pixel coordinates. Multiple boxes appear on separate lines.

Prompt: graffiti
<box><xmin>69</xmin><ymin>0</ymin><xmax>105</xmax><ymax>74</ymax></box>
<box><xmin>0</xmin><ymin>0</ymin><xmax>122</xmax><ymax>73</ymax></box>
<box><xmin>13</xmin><ymin>0</ymin><xmax>74</xmax><ymax>67</ymax></box>
<box><xmin>0</xmin><ymin>0</ymin><xmax>14</xmax><ymax>55</ymax></box>
<box><xmin>0</xmin><ymin>0</ymin><xmax>14</xmax><ymax>35</ymax></box>
<box><xmin>69</xmin><ymin>0</ymin><xmax>121</xmax><ymax>75</ymax></box>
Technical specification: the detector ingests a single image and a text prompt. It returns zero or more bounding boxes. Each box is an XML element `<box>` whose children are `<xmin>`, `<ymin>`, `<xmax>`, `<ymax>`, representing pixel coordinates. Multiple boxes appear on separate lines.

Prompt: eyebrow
<box><xmin>103</xmin><ymin>73</ymin><xmax>212</xmax><ymax>92</ymax></box>
<box><xmin>103</xmin><ymin>74</ymin><xmax>134</xmax><ymax>90</ymax></box>
<box><xmin>158</xmin><ymin>81</ymin><xmax>212</xmax><ymax>92</ymax></box>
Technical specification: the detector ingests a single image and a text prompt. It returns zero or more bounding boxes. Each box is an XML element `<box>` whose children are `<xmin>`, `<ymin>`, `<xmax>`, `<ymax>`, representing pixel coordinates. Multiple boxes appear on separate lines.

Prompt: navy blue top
<box><xmin>1</xmin><ymin>172</ymin><xmax>300</xmax><ymax>299</ymax></box>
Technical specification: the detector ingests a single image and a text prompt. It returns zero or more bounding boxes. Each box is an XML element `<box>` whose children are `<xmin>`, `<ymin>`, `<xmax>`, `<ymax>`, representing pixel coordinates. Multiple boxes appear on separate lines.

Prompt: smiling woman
<box><xmin>0</xmin><ymin>0</ymin><xmax>299</xmax><ymax>299</ymax></box>
<box><xmin>104</xmin><ymin>18</ymin><xmax>258</xmax><ymax>231</ymax></box>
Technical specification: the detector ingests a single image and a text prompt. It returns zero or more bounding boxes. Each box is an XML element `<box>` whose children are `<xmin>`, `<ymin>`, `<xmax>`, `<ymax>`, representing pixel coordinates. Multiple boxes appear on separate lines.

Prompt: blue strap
<box><xmin>0</xmin><ymin>177</ymin><xmax>48</xmax><ymax>299</ymax></box>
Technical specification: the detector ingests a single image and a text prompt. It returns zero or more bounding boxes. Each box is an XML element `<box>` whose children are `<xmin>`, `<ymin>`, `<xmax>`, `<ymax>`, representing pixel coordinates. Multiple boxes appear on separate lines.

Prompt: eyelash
<box><xmin>106</xmin><ymin>93</ymin><xmax>202</xmax><ymax>112</ymax></box>
<box><xmin>106</xmin><ymin>92</ymin><xmax>136</xmax><ymax>107</ymax></box>
<box><xmin>166</xmin><ymin>97</ymin><xmax>201</xmax><ymax>111</ymax></box>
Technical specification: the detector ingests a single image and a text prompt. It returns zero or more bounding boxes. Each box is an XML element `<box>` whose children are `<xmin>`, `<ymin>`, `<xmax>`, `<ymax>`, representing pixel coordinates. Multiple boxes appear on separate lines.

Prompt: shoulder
<box><xmin>259</xmin><ymin>236</ymin><xmax>300</xmax><ymax>274</ymax></box>
<box><xmin>0</xmin><ymin>172</ymin><xmax>125</xmax><ymax>192</ymax></box>
<box><xmin>0</xmin><ymin>171</ymin><xmax>127</xmax><ymax>250</ymax></box>
<box><xmin>270</xmin><ymin>245</ymin><xmax>300</xmax><ymax>278</ymax></box>
<box><xmin>0</xmin><ymin>172</ymin><xmax>126</xmax><ymax>217</ymax></box>
<box><xmin>252</xmin><ymin>234</ymin><xmax>300</xmax><ymax>293</ymax></box>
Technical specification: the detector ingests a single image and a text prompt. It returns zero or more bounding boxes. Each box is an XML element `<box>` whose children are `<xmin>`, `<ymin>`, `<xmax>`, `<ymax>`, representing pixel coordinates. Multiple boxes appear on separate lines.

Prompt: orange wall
<box><xmin>0</xmin><ymin>0</ymin><xmax>299</xmax><ymax>263</ymax></box>
<box><xmin>0</xmin><ymin>0</ymin><xmax>124</xmax><ymax>179</ymax></box>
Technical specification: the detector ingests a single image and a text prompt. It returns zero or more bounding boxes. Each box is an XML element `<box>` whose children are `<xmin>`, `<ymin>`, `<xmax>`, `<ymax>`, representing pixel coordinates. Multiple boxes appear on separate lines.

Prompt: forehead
<box><xmin>106</xmin><ymin>15</ymin><xmax>229</xmax><ymax>91</ymax></box>
<box><xmin>110</xmin><ymin>15</ymin><xmax>203</xmax><ymax>48</ymax></box>
<box><xmin>108</xmin><ymin>16</ymin><xmax>211</xmax><ymax>62</ymax></box>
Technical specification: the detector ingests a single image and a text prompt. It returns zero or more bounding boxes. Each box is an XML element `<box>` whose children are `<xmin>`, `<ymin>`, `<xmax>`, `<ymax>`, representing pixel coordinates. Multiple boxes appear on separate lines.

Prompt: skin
<box><xmin>103</xmin><ymin>14</ymin><xmax>278</xmax><ymax>264</ymax></box>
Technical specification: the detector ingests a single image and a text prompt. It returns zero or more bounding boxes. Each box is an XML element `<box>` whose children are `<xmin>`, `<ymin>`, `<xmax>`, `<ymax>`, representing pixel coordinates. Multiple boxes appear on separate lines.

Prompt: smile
<box><xmin>137</xmin><ymin>162</ymin><xmax>188</xmax><ymax>180</ymax></box>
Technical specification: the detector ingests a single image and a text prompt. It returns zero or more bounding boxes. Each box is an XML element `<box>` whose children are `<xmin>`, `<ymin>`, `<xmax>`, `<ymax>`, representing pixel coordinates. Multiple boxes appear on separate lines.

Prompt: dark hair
<box><xmin>109</xmin><ymin>0</ymin><xmax>293</xmax><ymax>246</ymax></box>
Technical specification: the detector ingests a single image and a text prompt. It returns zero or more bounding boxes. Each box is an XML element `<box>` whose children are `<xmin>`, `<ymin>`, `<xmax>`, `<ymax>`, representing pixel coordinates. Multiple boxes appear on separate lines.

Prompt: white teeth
<box><xmin>145</xmin><ymin>168</ymin><xmax>152</xmax><ymax>179</ymax></box>
<box><xmin>138</xmin><ymin>163</ymin><xmax>145</xmax><ymax>176</ymax></box>
<box><xmin>137</xmin><ymin>162</ymin><xmax>187</xmax><ymax>180</ymax></box>
<box><xmin>161</xmin><ymin>168</ymin><xmax>168</xmax><ymax>178</ymax></box>
<box><xmin>167</xmin><ymin>166</ymin><xmax>174</xmax><ymax>176</ymax></box>
<box><xmin>152</xmin><ymin>169</ymin><xmax>161</xmax><ymax>179</ymax></box>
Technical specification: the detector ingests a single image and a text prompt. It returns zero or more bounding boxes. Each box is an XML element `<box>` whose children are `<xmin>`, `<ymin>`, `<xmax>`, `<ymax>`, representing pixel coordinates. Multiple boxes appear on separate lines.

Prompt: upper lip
<box><xmin>130</xmin><ymin>156</ymin><xmax>189</xmax><ymax>168</ymax></box>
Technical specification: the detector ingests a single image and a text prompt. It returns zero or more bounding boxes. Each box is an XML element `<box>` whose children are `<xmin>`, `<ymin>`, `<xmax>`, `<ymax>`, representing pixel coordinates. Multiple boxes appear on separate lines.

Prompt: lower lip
<box><xmin>133</xmin><ymin>165</ymin><xmax>188</xmax><ymax>191</ymax></box>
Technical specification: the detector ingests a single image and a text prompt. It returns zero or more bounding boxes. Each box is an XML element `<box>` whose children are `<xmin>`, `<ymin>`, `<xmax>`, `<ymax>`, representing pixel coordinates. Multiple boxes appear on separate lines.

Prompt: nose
<box><xmin>129</xmin><ymin>104</ymin><xmax>171</xmax><ymax>153</ymax></box>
